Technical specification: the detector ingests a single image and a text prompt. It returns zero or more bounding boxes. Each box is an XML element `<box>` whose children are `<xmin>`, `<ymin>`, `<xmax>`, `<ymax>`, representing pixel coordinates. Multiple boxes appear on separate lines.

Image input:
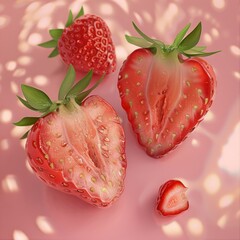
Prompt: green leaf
<box><xmin>20</xmin><ymin>130</ymin><xmax>30</xmax><ymax>140</ymax></box>
<box><xmin>14</xmin><ymin>117</ymin><xmax>39</xmax><ymax>126</ymax></box>
<box><xmin>49</xmin><ymin>29</ymin><xmax>63</xmax><ymax>40</ymax></box>
<box><xmin>74</xmin><ymin>6</ymin><xmax>84</xmax><ymax>20</ymax></box>
<box><xmin>65</xmin><ymin>10</ymin><xmax>73</xmax><ymax>27</ymax></box>
<box><xmin>48</xmin><ymin>47</ymin><xmax>59</xmax><ymax>58</ymax></box>
<box><xmin>21</xmin><ymin>85</ymin><xmax>52</xmax><ymax>111</ymax></box>
<box><xmin>179</xmin><ymin>22</ymin><xmax>202</xmax><ymax>51</ymax></box>
<box><xmin>17</xmin><ymin>96</ymin><xmax>38</xmax><ymax>111</ymax></box>
<box><xmin>172</xmin><ymin>23</ymin><xmax>191</xmax><ymax>48</ymax></box>
<box><xmin>66</xmin><ymin>70</ymin><xmax>93</xmax><ymax>98</ymax></box>
<box><xmin>183</xmin><ymin>50</ymin><xmax>221</xmax><ymax>58</ymax></box>
<box><xmin>75</xmin><ymin>74</ymin><xmax>105</xmax><ymax>104</ymax></box>
<box><xmin>125</xmin><ymin>35</ymin><xmax>153</xmax><ymax>48</ymax></box>
<box><xmin>58</xmin><ymin>65</ymin><xmax>76</xmax><ymax>100</ymax></box>
<box><xmin>132</xmin><ymin>22</ymin><xmax>164</xmax><ymax>48</ymax></box>
<box><xmin>191</xmin><ymin>46</ymin><xmax>206</xmax><ymax>51</ymax></box>
<box><xmin>38</xmin><ymin>39</ymin><xmax>57</xmax><ymax>48</ymax></box>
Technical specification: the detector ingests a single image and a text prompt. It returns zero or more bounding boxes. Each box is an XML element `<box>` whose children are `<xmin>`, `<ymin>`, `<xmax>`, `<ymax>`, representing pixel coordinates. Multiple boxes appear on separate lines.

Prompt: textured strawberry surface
<box><xmin>58</xmin><ymin>14</ymin><xmax>116</xmax><ymax>75</ymax></box>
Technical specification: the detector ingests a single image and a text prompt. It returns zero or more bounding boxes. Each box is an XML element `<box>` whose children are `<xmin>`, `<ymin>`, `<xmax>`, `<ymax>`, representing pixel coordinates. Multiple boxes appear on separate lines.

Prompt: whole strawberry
<box><xmin>39</xmin><ymin>7</ymin><xmax>116</xmax><ymax>75</ymax></box>
<box><xmin>15</xmin><ymin>66</ymin><xmax>126</xmax><ymax>207</ymax></box>
<box><xmin>118</xmin><ymin>22</ymin><xmax>219</xmax><ymax>158</ymax></box>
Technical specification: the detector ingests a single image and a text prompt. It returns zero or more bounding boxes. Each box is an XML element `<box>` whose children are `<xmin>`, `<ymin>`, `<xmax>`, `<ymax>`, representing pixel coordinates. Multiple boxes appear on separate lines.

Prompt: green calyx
<box><xmin>38</xmin><ymin>6</ymin><xmax>84</xmax><ymax>58</ymax></box>
<box><xmin>14</xmin><ymin>65</ymin><xmax>104</xmax><ymax>139</ymax></box>
<box><xmin>126</xmin><ymin>22</ymin><xmax>220</xmax><ymax>58</ymax></box>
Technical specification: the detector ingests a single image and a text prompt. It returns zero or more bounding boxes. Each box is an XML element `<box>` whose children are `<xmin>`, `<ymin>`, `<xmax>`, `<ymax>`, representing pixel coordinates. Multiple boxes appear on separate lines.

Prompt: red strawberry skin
<box><xmin>26</xmin><ymin>96</ymin><xmax>126</xmax><ymax>207</ymax></box>
<box><xmin>58</xmin><ymin>14</ymin><xmax>116</xmax><ymax>75</ymax></box>
<box><xmin>156</xmin><ymin>179</ymin><xmax>189</xmax><ymax>216</ymax></box>
<box><xmin>118</xmin><ymin>48</ymin><xmax>216</xmax><ymax>158</ymax></box>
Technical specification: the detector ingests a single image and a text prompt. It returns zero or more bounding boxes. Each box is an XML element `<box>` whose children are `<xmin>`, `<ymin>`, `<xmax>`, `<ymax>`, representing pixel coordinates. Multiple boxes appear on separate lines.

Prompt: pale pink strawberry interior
<box><xmin>39</xmin><ymin>96</ymin><xmax>126</xmax><ymax>203</ymax></box>
<box><xmin>163</xmin><ymin>185</ymin><xmax>188</xmax><ymax>212</ymax></box>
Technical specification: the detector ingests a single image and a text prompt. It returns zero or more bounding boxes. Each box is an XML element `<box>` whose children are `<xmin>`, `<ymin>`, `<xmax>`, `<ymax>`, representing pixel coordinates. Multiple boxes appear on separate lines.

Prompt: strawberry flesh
<box><xmin>26</xmin><ymin>96</ymin><xmax>126</xmax><ymax>207</ymax></box>
<box><xmin>156</xmin><ymin>179</ymin><xmax>189</xmax><ymax>216</ymax></box>
<box><xmin>118</xmin><ymin>48</ymin><xmax>215</xmax><ymax>158</ymax></box>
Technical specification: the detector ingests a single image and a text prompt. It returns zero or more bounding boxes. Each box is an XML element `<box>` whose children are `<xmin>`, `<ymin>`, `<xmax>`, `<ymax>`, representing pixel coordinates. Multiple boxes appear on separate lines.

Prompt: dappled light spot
<box><xmin>37</xmin><ymin>16</ymin><xmax>52</xmax><ymax>29</ymax></box>
<box><xmin>187</xmin><ymin>218</ymin><xmax>204</xmax><ymax>236</ymax></box>
<box><xmin>25</xmin><ymin>77</ymin><xmax>32</xmax><ymax>84</ymax></box>
<box><xmin>36</xmin><ymin>216</ymin><xmax>54</xmax><ymax>234</ymax></box>
<box><xmin>70</xmin><ymin>1</ymin><xmax>89</xmax><ymax>16</ymax></box>
<box><xmin>28</xmin><ymin>33</ymin><xmax>42</xmax><ymax>46</ymax></box>
<box><xmin>0</xmin><ymin>109</ymin><xmax>13</xmax><ymax>123</ymax></box>
<box><xmin>162</xmin><ymin>221</ymin><xmax>183</xmax><ymax>237</ymax></box>
<box><xmin>212</xmin><ymin>0</ymin><xmax>226</xmax><ymax>10</ymax></box>
<box><xmin>5</xmin><ymin>61</ymin><xmax>17</xmax><ymax>71</ymax></box>
<box><xmin>218</xmin><ymin>122</ymin><xmax>240</xmax><ymax>176</ymax></box>
<box><xmin>2</xmin><ymin>175</ymin><xmax>19</xmax><ymax>192</ymax></box>
<box><xmin>18</xmin><ymin>41</ymin><xmax>31</xmax><ymax>53</ymax></box>
<box><xmin>11</xmin><ymin>125</ymin><xmax>28</xmax><ymax>138</ymax></box>
<box><xmin>134</xmin><ymin>12</ymin><xmax>143</xmax><ymax>24</ymax></box>
<box><xmin>233</xmin><ymin>71</ymin><xmax>240</xmax><ymax>79</ymax></box>
<box><xmin>33</xmin><ymin>75</ymin><xmax>48</xmax><ymax>86</ymax></box>
<box><xmin>0</xmin><ymin>15</ymin><xmax>9</xmax><ymax>28</ymax></box>
<box><xmin>217</xmin><ymin>214</ymin><xmax>228</xmax><ymax>228</ymax></box>
<box><xmin>142</xmin><ymin>11</ymin><xmax>152</xmax><ymax>23</ymax></box>
<box><xmin>219</xmin><ymin>194</ymin><xmax>234</xmax><ymax>208</ymax></box>
<box><xmin>116</xmin><ymin>45</ymin><xmax>128</xmax><ymax>61</ymax></box>
<box><xmin>112</xmin><ymin>0</ymin><xmax>129</xmax><ymax>13</ymax></box>
<box><xmin>26</xmin><ymin>1</ymin><xmax>41</xmax><ymax>13</ymax></box>
<box><xmin>11</xmin><ymin>81</ymin><xmax>19</xmax><ymax>94</ymax></box>
<box><xmin>204</xmin><ymin>110</ymin><xmax>214</xmax><ymax>122</ymax></box>
<box><xmin>13</xmin><ymin>68</ymin><xmax>26</xmax><ymax>77</ymax></box>
<box><xmin>191</xmin><ymin>139</ymin><xmax>199</xmax><ymax>147</ymax></box>
<box><xmin>18</xmin><ymin>56</ymin><xmax>32</xmax><ymax>66</ymax></box>
<box><xmin>211</xmin><ymin>28</ymin><xmax>219</xmax><ymax>38</ymax></box>
<box><xmin>203</xmin><ymin>173</ymin><xmax>221</xmax><ymax>194</ymax></box>
<box><xmin>13</xmin><ymin>230</ymin><xmax>29</xmax><ymax>240</ymax></box>
<box><xmin>204</xmin><ymin>33</ymin><xmax>212</xmax><ymax>44</ymax></box>
<box><xmin>230</xmin><ymin>45</ymin><xmax>240</xmax><ymax>56</ymax></box>
<box><xmin>1</xmin><ymin>139</ymin><xmax>9</xmax><ymax>150</ymax></box>
<box><xmin>155</xmin><ymin>3</ymin><xmax>180</xmax><ymax>35</ymax></box>
<box><xmin>100</xmin><ymin>3</ymin><xmax>114</xmax><ymax>15</ymax></box>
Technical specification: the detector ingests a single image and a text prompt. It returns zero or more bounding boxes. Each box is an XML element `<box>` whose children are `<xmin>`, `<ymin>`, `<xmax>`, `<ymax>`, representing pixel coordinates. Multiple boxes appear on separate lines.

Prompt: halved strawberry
<box><xmin>14</xmin><ymin>66</ymin><xmax>126</xmax><ymax>207</ymax></box>
<box><xmin>118</xmin><ymin>22</ymin><xmax>219</xmax><ymax>158</ymax></box>
<box><xmin>39</xmin><ymin>7</ymin><xmax>116</xmax><ymax>75</ymax></box>
<box><xmin>156</xmin><ymin>180</ymin><xmax>189</xmax><ymax>216</ymax></box>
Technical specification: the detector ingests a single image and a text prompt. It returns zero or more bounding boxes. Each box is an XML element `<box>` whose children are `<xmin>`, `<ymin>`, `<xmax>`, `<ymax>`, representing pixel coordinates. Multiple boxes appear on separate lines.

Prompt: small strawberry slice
<box><xmin>39</xmin><ymin>6</ymin><xmax>116</xmax><ymax>75</ymax></box>
<box><xmin>14</xmin><ymin>66</ymin><xmax>126</xmax><ymax>207</ymax></box>
<box><xmin>156</xmin><ymin>180</ymin><xmax>189</xmax><ymax>216</ymax></box>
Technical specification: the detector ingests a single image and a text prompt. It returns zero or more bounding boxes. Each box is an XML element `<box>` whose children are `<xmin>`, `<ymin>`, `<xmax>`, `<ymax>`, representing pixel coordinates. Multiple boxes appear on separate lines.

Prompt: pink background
<box><xmin>0</xmin><ymin>0</ymin><xmax>239</xmax><ymax>239</ymax></box>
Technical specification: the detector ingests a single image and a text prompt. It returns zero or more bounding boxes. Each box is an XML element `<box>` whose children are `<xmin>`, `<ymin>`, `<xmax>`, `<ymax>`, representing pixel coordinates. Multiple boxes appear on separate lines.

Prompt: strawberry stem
<box><xmin>126</xmin><ymin>21</ymin><xmax>220</xmax><ymax>58</ymax></box>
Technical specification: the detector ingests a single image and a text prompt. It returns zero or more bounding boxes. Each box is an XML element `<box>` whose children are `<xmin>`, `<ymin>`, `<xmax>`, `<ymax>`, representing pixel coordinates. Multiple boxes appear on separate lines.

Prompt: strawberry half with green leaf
<box><xmin>118</xmin><ymin>22</ymin><xmax>219</xmax><ymax>158</ymax></box>
<box><xmin>39</xmin><ymin>7</ymin><xmax>116</xmax><ymax>75</ymax></box>
<box><xmin>14</xmin><ymin>66</ymin><xmax>126</xmax><ymax>207</ymax></box>
<box><xmin>156</xmin><ymin>179</ymin><xmax>189</xmax><ymax>216</ymax></box>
